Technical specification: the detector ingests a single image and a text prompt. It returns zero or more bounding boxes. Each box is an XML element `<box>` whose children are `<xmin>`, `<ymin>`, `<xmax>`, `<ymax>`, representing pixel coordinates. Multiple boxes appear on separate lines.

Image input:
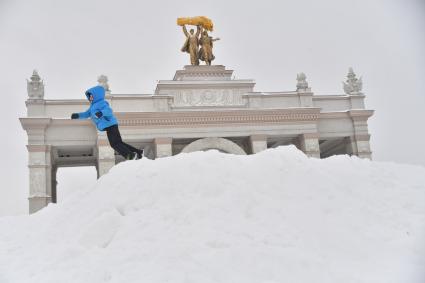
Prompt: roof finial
<box><xmin>97</xmin><ymin>74</ymin><xmax>110</xmax><ymax>94</ymax></box>
<box><xmin>27</xmin><ymin>69</ymin><xmax>44</xmax><ymax>99</ymax></box>
<box><xmin>296</xmin><ymin>72</ymin><xmax>310</xmax><ymax>92</ymax></box>
<box><xmin>343</xmin><ymin>67</ymin><xmax>363</xmax><ymax>95</ymax></box>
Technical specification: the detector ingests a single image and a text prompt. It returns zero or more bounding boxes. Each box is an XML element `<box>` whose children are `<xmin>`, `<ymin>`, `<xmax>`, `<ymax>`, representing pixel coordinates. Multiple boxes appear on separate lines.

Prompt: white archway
<box><xmin>181</xmin><ymin>137</ymin><xmax>247</xmax><ymax>155</ymax></box>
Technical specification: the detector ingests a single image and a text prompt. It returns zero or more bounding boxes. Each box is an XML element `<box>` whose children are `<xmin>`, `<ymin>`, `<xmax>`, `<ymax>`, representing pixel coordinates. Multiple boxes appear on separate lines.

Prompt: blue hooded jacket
<box><xmin>78</xmin><ymin>86</ymin><xmax>118</xmax><ymax>131</ymax></box>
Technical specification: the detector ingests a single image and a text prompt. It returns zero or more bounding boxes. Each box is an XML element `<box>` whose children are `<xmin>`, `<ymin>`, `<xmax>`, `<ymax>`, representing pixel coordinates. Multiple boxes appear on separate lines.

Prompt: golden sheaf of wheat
<box><xmin>177</xmin><ymin>16</ymin><xmax>214</xmax><ymax>31</ymax></box>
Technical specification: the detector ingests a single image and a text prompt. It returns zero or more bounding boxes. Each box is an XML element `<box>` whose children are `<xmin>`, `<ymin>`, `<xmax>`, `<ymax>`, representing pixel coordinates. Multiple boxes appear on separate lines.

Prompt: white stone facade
<box><xmin>20</xmin><ymin>66</ymin><xmax>374</xmax><ymax>213</ymax></box>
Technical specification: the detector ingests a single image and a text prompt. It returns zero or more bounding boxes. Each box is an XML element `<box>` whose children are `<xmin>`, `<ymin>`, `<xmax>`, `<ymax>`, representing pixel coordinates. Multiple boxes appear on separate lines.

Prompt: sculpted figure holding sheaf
<box><xmin>199</xmin><ymin>26</ymin><xmax>220</xmax><ymax>65</ymax></box>
<box><xmin>181</xmin><ymin>25</ymin><xmax>201</xmax><ymax>66</ymax></box>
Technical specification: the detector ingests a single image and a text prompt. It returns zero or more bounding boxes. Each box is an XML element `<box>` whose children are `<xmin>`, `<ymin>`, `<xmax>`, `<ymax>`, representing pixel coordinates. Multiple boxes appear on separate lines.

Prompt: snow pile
<box><xmin>1</xmin><ymin>146</ymin><xmax>425</xmax><ymax>283</ymax></box>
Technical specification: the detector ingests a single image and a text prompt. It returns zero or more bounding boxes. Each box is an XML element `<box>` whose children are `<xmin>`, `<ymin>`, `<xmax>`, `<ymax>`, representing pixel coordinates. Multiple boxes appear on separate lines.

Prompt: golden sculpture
<box><xmin>199</xmin><ymin>27</ymin><xmax>220</xmax><ymax>65</ymax></box>
<box><xmin>181</xmin><ymin>24</ymin><xmax>201</xmax><ymax>66</ymax></box>
<box><xmin>178</xmin><ymin>16</ymin><xmax>219</xmax><ymax>66</ymax></box>
<box><xmin>177</xmin><ymin>16</ymin><xmax>213</xmax><ymax>31</ymax></box>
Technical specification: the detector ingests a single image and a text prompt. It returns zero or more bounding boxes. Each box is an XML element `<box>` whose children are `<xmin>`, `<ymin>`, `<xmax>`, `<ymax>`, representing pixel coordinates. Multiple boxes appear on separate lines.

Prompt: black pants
<box><xmin>105</xmin><ymin>125</ymin><xmax>139</xmax><ymax>159</ymax></box>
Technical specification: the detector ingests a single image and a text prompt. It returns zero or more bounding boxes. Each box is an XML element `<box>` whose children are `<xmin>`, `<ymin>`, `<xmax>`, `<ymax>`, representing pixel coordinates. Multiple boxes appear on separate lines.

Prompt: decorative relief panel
<box><xmin>171</xmin><ymin>89</ymin><xmax>247</xmax><ymax>107</ymax></box>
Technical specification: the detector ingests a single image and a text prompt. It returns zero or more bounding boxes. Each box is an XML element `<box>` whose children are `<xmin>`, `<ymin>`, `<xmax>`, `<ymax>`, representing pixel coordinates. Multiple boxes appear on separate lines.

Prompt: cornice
<box><xmin>319</xmin><ymin>110</ymin><xmax>374</xmax><ymax>120</ymax></box>
<box><xmin>19</xmin><ymin>117</ymin><xmax>51</xmax><ymax>130</ymax></box>
<box><xmin>348</xmin><ymin>110</ymin><xmax>375</xmax><ymax>121</ymax></box>
<box><xmin>156</xmin><ymin>80</ymin><xmax>255</xmax><ymax>88</ymax></box>
<box><xmin>115</xmin><ymin>108</ymin><xmax>321</xmax><ymax>128</ymax></box>
<box><xmin>45</xmin><ymin>100</ymin><xmax>89</xmax><ymax>105</ymax></box>
<box><xmin>26</xmin><ymin>99</ymin><xmax>89</xmax><ymax>106</ymax></box>
<box><xmin>50</xmin><ymin>119</ymin><xmax>94</xmax><ymax>127</ymax></box>
<box><xmin>244</xmin><ymin>92</ymin><xmax>299</xmax><ymax>98</ymax></box>
<box><xmin>313</xmin><ymin>95</ymin><xmax>350</xmax><ymax>101</ymax></box>
<box><xmin>110</xmin><ymin>95</ymin><xmax>173</xmax><ymax>100</ymax></box>
<box><xmin>319</xmin><ymin>111</ymin><xmax>351</xmax><ymax>119</ymax></box>
<box><xmin>313</xmin><ymin>94</ymin><xmax>366</xmax><ymax>100</ymax></box>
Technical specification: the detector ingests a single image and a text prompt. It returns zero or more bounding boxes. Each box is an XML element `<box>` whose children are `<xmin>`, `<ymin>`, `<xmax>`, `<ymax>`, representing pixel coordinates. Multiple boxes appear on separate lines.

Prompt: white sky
<box><xmin>0</xmin><ymin>0</ymin><xmax>424</xmax><ymax>216</ymax></box>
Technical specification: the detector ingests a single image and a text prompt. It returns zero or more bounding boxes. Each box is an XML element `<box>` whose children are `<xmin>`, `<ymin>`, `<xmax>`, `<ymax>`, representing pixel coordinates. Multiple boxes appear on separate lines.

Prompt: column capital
<box><xmin>97</xmin><ymin>139</ymin><xmax>111</xmax><ymax>147</ymax></box>
<box><xmin>300</xmin><ymin>133</ymin><xmax>320</xmax><ymax>139</ymax></box>
<box><xmin>348</xmin><ymin>110</ymin><xmax>374</xmax><ymax>122</ymax></box>
<box><xmin>26</xmin><ymin>144</ymin><xmax>52</xmax><ymax>152</ymax></box>
<box><xmin>354</xmin><ymin>134</ymin><xmax>371</xmax><ymax>142</ymax></box>
<box><xmin>28</xmin><ymin>164</ymin><xmax>51</xmax><ymax>169</ymax></box>
<box><xmin>249</xmin><ymin>134</ymin><xmax>267</xmax><ymax>142</ymax></box>
<box><xmin>154</xmin><ymin>137</ymin><xmax>173</xmax><ymax>145</ymax></box>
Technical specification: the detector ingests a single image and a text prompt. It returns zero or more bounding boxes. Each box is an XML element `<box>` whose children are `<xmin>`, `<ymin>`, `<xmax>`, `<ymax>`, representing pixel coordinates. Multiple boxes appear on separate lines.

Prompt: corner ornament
<box><xmin>27</xmin><ymin>70</ymin><xmax>44</xmax><ymax>100</ymax></box>
<box><xmin>343</xmin><ymin>67</ymin><xmax>363</xmax><ymax>95</ymax></box>
<box><xmin>296</xmin><ymin>72</ymin><xmax>310</xmax><ymax>92</ymax></box>
<box><xmin>97</xmin><ymin>74</ymin><xmax>110</xmax><ymax>93</ymax></box>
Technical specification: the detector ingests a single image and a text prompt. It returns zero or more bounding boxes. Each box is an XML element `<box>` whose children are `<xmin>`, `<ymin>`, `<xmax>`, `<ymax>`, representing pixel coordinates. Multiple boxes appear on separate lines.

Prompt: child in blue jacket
<box><xmin>71</xmin><ymin>85</ymin><xmax>142</xmax><ymax>160</ymax></box>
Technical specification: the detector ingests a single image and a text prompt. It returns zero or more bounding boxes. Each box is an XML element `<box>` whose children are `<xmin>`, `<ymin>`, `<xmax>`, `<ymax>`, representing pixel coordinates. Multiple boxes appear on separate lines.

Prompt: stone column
<box><xmin>154</xmin><ymin>137</ymin><xmax>173</xmax><ymax>158</ymax></box>
<box><xmin>249</xmin><ymin>134</ymin><xmax>268</xmax><ymax>154</ymax></box>
<box><xmin>97</xmin><ymin>133</ymin><xmax>115</xmax><ymax>178</ymax></box>
<box><xmin>297</xmin><ymin>133</ymin><xmax>320</xmax><ymax>158</ymax></box>
<box><xmin>349</xmin><ymin>112</ymin><xmax>373</xmax><ymax>159</ymax></box>
<box><xmin>27</xmin><ymin>145</ymin><xmax>54</xmax><ymax>214</ymax></box>
<box><xmin>347</xmin><ymin>134</ymin><xmax>372</xmax><ymax>159</ymax></box>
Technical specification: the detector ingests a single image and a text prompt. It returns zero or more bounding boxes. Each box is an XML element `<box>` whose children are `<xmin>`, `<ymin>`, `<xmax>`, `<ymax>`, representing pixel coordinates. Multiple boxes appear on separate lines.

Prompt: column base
<box><xmin>97</xmin><ymin>140</ymin><xmax>116</xmax><ymax>178</ymax></box>
<box><xmin>297</xmin><ymin>133</ymin><xmax>320</xmax><ymax>158</ymax></box>
<box><xmin>29</xmin><ymin>195</ymin><xmax>52</xmax><ymax>214</ymax></box>
<box><xmin>304</xmin><ymin>151</ymin><xmax>321</xmax><ymax>158</ymax></box>
<box><xmin>97</xmin><ymin>159</ymin><xmax>115</xmax><ymax>177</ymax></box>
<box><xmin>348</xmin><ymin>135</ymin><xmax>372</xmax><ymax>160</ymax></box>
<box><xmin>249</xmin><ymin>135</ymin><xmax>268</xmax><ymax>154</ymax></box>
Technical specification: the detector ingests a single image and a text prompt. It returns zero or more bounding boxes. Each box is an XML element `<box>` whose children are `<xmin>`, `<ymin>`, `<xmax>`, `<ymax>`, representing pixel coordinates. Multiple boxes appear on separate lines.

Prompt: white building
<box><xmin>20</xmin><ymin>66</ymin><xmax>373</xmax><ymax>213</ymax></box>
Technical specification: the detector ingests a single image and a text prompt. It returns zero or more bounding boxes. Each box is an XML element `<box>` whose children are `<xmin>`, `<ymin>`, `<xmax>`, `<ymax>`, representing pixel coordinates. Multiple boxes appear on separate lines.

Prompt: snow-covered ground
<box><xmin>1</xmin><ymin>146</ymin><xmax>424</xmax><ymax>283</ymax></box>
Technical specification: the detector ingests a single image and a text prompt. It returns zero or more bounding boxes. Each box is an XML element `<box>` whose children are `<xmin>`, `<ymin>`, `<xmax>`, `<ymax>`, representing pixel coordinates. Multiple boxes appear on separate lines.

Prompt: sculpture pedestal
<box><xmin>155</xmin><ymin>65</ymin><xmax>255</xmax><ymax>109</ymax></box>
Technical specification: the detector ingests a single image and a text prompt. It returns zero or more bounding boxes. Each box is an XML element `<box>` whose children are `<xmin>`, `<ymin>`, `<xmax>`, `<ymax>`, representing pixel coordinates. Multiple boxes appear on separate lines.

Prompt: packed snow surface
<box><xmin>1</xmin><ymin>146</ymin><xmax>425</xmax><ymax>283</ymax></box>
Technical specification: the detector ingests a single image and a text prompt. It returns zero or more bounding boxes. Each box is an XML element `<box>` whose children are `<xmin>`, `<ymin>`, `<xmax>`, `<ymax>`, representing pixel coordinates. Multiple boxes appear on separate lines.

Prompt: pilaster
<box><xmin>349</xmin><ymin>110</ymin><xmax>373</xmax><ymax>159</ymax></box>
<box><xmin>297</xmin><ymin>133</ymin><xmax>320</xmax><ymax>158</ymax></box>
<box><xmin>249</xmin><ymin>134</ymin><xmax>268</xmax><ymax>154</ymax></box>
<box><xmin>347</xmin><ymin>134</ymin><xmax>372</xmax><ymax>159</ymax></box>
<box><xmin>154</xmin><ymin>137</ymin><xmax>173</xmax><ymax>158</ymax></box>
<box><xmin>27</xmin><ymin>144</ymin><xmax>54</xmax><ymax>213</ymax></box>
<box><xmin>96</xmin><ymin>133</ymin><xmax>115</xmax><ymax>177</ymax></box>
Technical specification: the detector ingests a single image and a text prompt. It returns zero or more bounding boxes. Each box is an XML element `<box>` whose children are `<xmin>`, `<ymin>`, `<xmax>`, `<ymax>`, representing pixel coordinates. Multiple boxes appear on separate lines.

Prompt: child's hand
<box><xmin>95</xmin><ymin>111</ymin><xmax>103</xmax><ymax>118</ymax></box>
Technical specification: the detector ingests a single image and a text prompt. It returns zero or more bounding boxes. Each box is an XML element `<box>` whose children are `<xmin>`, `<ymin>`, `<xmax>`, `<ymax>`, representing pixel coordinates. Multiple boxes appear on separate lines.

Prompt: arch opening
<box><xmin>181</xmin><ymin>137</ymin><xmax>246</xmax><ymax>155</ymax></box>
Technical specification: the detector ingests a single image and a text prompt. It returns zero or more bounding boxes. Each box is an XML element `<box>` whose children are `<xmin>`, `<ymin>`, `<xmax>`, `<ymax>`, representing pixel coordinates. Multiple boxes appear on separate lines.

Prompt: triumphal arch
<box><xmin>20</xmin><ymin>17</ymin><xmax>374</xmax><ymax>213</ymax></box>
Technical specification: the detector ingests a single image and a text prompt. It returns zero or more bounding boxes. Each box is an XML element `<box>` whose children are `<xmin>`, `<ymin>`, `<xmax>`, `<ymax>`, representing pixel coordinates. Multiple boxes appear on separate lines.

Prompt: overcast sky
<box><xmin>0</xmin><ymin>0</ymin><xmax>424</xmax><ymax>216</ymax></box>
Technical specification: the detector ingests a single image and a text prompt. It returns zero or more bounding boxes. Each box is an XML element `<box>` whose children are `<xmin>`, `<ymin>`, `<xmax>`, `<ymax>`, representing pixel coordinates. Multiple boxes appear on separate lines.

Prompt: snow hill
<box><xmin>1</xmin><ymin>146</ymin><xmax>424</xmax><ymax>283</ymax></box>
